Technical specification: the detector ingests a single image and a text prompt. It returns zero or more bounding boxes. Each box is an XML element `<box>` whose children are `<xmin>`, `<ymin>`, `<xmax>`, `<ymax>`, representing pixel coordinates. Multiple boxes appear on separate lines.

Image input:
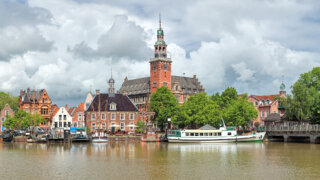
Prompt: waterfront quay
<box><xmin>0</xmin><ymin>142</ymin><xmax>319</xmax><ymax>180</ymax></box>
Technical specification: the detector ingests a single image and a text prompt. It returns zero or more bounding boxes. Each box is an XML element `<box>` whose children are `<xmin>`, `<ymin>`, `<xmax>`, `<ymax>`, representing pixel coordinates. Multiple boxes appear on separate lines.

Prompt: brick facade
<box><xmin>0</xmin><ymin>104</ymin><xmax>14</xmax><ymax>132</ymax></box>
<box><xmin>19</xmin><ymin>88</ymin><xmax>52</xmax><ymax>130</ymax></box>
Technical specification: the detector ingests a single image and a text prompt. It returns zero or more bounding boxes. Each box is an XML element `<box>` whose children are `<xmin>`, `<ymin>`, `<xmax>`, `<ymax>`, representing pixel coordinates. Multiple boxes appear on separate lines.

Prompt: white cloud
<box><xmin>1</xmin><ymin>0</ymin><xmax>320</xmax><ymax>106</ymax></box>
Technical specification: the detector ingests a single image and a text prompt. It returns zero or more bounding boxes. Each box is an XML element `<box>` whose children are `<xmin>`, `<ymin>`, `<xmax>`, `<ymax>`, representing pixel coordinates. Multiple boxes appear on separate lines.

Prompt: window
<box><xmin>59</xmin><ymin>122</ymin><xmax>62</xmax><ymax>127</ymax></box>
<box><xmin>68</xmin><ymin>122</ymin><xmax>71</xmax><ymax>127</ymax></box>
<box><xmin>5</xmin><ymin>110</ymin><xmax>9</xmax><ymax>116</ymax></box>
<box><xmin>92</xmin><ymin>123</ymin><xmax>96</xmax><ymax>130</ymax></box>
<box><xmin>204</xmin><ymin>133</ymin><xmax>208</xmax><ymax>136</ymax></box>
<box><xmin>54</xmin><ymin>122</ymin><xmax>58</xmax><ymax>128</ymax></box>
<box><xmin>110</xmin><ymin>103</ymin><xmax>117</xmax><ymax>110</ymax></box>
<box><xmin>64</xmin><ymin>122</ymin><xmax>67</xmax><ymax>127</ymax></box>
<box><xmin>255</xmin><ymin>102</ymin><xmax>258</xmax><ymax>106</ymax></box>
<box><xmin>120</xmin><ymin>123</ymin><xmax>125</xmax><ymax>131</ymax></box>
<box><xmin>102</xmin><ymin>123</ymin><xmax>106</xmax><ymax>129</ymax></box>
<box><xmin>59</xmin><ymin>115</ymin><xmax>62</xmax><ymax>120</ymax></box>
<box><xmin>153</xmin><ymin>82</ymin><xmax>157</xmax><ymax>88</ymax></box>
<box><xmin>195</xmin><ymin>133</ymin><xmax>199</xmax><ymax>136</ymax></box>
<box><xmin>130</xmin><ymin>123</ymin><xmax>134</xmax><ymax>130</ymax></box>
<box><xmin>120</xmin><ymin>113</ymin><xmax>125</xmax><ymax>120</ymax></box>
<box><xmin>153</xmin><ymin>64</ymin><xmax>156</xmax><ymax>70</ymax></box>
<box><xmin>63</xmin><ymin>115</ymin><xmax>66</xmax><ymax>120</ymax></box>
<box><xmin>163</xmin><ymin>82</ymin><xmax>167</xmax><ymax>87</ymax></box>
<box><xmin>25</xmin><ymin>108</ymin><xmax>28</xmax><ymax>112</ymax></box>
<box><xmin>266</xmin><ymin>110</ymin><xmax>269</xmax><ymax>117</ymax></box>
<box><xmin>74</xmin><ymin>122</ymin><xmax>77</xmax><ymax>127</ymax></box>
<box><xmin>261</xmin><ymin>111</ymin><xmax>264</xmax><ymax>117</ymax></box>
<box><xmin>186</xmin><ymin>133</ymin><xmax>189</xmax><ymax>136</ymax></box>
<box><xmin>164</xmin><ymin>64</ymin><xmax>167</xmax><ymax>70</ymax></box>
<box><xmin>78</xmin><ymin>114</ymin><xmax>82</xmax><ymax>121</ymax></box>
<box><xmin>190</xmin><ymin>133</ymin><xmax>194</xmax><ymax>136</ymax></box>
<box><xmin>218</xmin><ymin>133</ymin><xmax>221</xmax><ymax>136</ymax></box>
<box><xmin>267</xmin><ymin>100</ymin><xmax>270</xmax><ymax>105</ymax></box>
<box><xmin>111</xmin><ymin>113</ymin><xmax>116</xmax><ymax>120</ymax></box>
<box><xmin>101</xmin><ymin>113</ymin><xmax>105</xmax><ymax>120</ymax></box>
<box><xmin>209</xmin><ymin>133</ymin><xmax>213</xmax><ymax>136</ymax></box>
<box><xmin>91</xmin><ymin>114</ymin><xmax>96</xmax><ymax>120</ymax></box>
<box><xmin>1</xmin><ymin>117</ymin><xmax>5</xmax><ymax>122</ymax></box>
<box><xmin>41</xmin><ymin>108</ymin><xmax>48</xmax><ymax>115</ymax></box>
<box><xmin>228</xmin><ymin>132</ymin><xmax>232</xmax><ymax>136</ymax></box>
<box><xmin>130</xmin><ymin>113</ymin><xmax>134</xmax><ymax>120</ymax></box>
<box><xmin>200</xmin><ymin>133</ymin><xmax>203</xmax><ymax>136</ymax></box>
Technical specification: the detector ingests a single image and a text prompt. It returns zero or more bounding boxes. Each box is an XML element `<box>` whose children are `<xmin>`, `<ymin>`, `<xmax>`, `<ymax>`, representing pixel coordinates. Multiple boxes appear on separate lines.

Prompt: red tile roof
<box><xmin>52</xmin><ymin>108</ymin><xmax>59</xmax><ymax>117</ymax></box>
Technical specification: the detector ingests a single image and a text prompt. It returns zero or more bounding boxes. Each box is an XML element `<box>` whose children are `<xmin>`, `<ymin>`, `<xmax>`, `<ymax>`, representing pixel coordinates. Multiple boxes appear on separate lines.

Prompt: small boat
<box><xmin>2</xmin><ymin>131</ymin><xmax>13</xmax><ymax>142</ymax></box>
<box><xmin>92</xmin><ymin>136</ymin><xmax>108</xmax><ymax>143</ymax></box>
<box><xmin>92</xmin><ymin>130</ymin><xmax>108</xmax><ymax>143</ymax></box>
<box><xmin>167</xmin><ymin>126</ymin><xmax>266</xmax><ymax>143</ymax></box>
<box><xmin>72</xmin><ymin>134</ymin><xmax>91</xmax><ymax>142</ymax></box>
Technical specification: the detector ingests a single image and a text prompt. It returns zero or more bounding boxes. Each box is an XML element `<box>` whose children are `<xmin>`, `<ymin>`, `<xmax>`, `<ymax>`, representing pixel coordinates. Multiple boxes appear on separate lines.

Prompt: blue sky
<box><xmin>0</xmin><ymin>0</ymin><xmax>320</xmax><ymax>106</ymax></box>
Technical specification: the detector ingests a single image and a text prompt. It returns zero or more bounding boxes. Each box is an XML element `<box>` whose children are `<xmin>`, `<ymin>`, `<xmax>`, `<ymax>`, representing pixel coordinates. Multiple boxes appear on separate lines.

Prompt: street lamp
<box><xmin>167</xmin><ymin>117</ymin><xmax>171</xmax><ymax>130</ymax></box>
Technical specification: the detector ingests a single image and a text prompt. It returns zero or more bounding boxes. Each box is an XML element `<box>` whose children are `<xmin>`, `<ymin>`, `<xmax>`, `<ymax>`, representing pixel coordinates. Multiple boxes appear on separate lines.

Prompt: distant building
<box><xmin>51</xmin><ymin>106</ymin><xmax>72</xmax><ymax>129</ymax></box>
<box><xmin>85</xmin><ymin>77</ymin><xmax>140</xmax><ymax>133</ymax></box>
<box><xmin>0</xmin><ymin>104</ymin><xmax>14</xmax><ymax>132</ymax></box>
<box><xmin>118</xmin><ymin>16</ymin><xmax>205</xmax><ymax>123</ymax></box>
<box><xmin>85</xmin><ymin>92</ymin><xmax>94</xmax><ymax>111</ymax></box>
<box><xmin>19</xmin><ymin>88</ymin><xmax>53</xmax><ymax>130</ymax></box>
<box><xmin>68</xmin><ymin>103</ymin><xmax>85</xmax><ymax>128</ymax></box>
<box><xmin>248</xmin><ymin>82</ymin><xmax>286</xmax><ymax>126</ymax></box>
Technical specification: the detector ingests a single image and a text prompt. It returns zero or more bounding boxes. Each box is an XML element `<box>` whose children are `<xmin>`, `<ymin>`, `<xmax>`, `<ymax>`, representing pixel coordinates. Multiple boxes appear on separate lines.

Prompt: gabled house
<box><xmin>0</xmin><ymin>104</ymin><xmax>14</xmax><ymax>132</ymax></box>
<box><xmin>69</xmin><ymin>103</ymin><xmax>85</xmax><ymax>128</ymax></box>
<box><xmin>248</xmin><ymin>82</ymin><xmax>286</xmax><ymax>126</ymax></box>
<box><xmin>19</xmin><ymin>88</ymin><xmax>52</xmax><ymax>130</ymax></box>
<box><xmin>51</xmin><ymin>106</ymin><xmax>72</xmax><ymax>129</ymax></box>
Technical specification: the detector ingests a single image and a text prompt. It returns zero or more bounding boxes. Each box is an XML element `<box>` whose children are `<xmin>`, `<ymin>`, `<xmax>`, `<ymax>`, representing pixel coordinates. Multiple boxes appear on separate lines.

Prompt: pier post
<box><xmin>310</xmin><ymin>136</ymin><xmax>316</xmax><ymax>144</ymax></box>
<box><xmin>283</xmin><ymin>135</ymin><xmax>289</xmax><ymax>142</ymax></box>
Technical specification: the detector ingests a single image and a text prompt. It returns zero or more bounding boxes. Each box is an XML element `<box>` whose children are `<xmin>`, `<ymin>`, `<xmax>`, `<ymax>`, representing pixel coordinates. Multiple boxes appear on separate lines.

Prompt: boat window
<box><xmin>195</xmin><ymin>133</ymin><xmax>199</xmax><ymax>136</ymax></box>
<box><xmin>218</xmin><ymin>133</ymin><xmax>221</xmax><ymax>136</ymax></box>
<box><xmin>214</xmin><ymin>133</ymin><xmax>217</xmax><ymax>136</ymax></box>
<box><xmin>209</xmin><ymin>133</ymin><xmax>213</xmax><ymax>136</ymax></box>
<box><xmin>204</xmin><ymin>133</ymin><xmax>208</xmax><ymax>136</ymax></box>
<box><xmin>186</xmin><ymin>133</ymin><xmax>189</xmax><ymax>136</ymax></box>
<box><xmin>190</xmin><ymin>133</ymin><xmax>194</xmax><ymax>136</ymax></box>
<box><xmin>200</xmin><ymin>133</ymin><xmax>203</xmax><ymax>136</ymax></box>
<box><xmin>228</xmin><ymin>132</ymin><xmax>232</xmax><ymax>136</ymax></box>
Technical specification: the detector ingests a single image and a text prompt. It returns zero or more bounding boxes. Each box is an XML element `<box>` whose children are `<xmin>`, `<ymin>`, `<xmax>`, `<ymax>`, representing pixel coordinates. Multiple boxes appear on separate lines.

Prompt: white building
<box><xmin>51</xmin><ymin>107</ymin><xmax>72</xmax><ymax>129</ymax></box>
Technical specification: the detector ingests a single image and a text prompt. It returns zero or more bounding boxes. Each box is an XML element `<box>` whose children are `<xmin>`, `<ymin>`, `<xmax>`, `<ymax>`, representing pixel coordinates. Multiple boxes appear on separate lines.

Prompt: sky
<box><xmin>1</xmin><ymin>0</ymin><xmax>320</xmax><ymax>106</ymax></box>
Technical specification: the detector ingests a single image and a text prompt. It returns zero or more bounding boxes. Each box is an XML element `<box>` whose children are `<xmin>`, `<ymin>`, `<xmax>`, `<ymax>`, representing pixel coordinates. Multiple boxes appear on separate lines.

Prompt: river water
<box><xmin>0</xmin><ymin>142</ymin><xmax>319</xmax><ymax>180</ymax></box>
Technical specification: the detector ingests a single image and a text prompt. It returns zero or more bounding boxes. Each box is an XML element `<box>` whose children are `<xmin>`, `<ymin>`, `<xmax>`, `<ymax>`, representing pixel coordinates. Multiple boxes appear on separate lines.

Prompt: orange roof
<box><xmin>78</xmin><ymin>103</ymin><xmax>85</xmax><ymax>110</ymax></box>
<box><xmin>52</xmin><ymin>108</ymin><xmax>59</xmax><ymax>117</ymax></box>
<box><xmin>250</xmin><ymin>94</ymin><xmax>280</xmax><ymax>101</ymax></box>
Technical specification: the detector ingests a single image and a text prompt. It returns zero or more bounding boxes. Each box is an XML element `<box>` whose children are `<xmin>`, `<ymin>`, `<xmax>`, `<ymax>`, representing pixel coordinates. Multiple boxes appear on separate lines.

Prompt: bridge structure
<box><xmin>265</xmin><ymin>124</ymin><xmax>320</xmax><ymax>144</ymax></box>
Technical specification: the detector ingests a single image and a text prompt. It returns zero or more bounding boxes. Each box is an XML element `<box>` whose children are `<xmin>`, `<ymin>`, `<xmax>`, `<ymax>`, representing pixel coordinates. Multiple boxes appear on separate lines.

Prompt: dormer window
<box><xmin>266</xmin><ymin>100</ymin><xmax>270</xmax><ymax>105</ymax></box>
<box><xmin>110</xmin><ymin>103</ymin><xmax>117</xmax><ymax>110</ymax></box>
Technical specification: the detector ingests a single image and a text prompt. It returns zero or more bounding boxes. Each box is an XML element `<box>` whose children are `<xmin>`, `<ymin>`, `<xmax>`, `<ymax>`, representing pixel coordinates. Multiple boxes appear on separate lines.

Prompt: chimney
<box><xmin>96</xmin><ymin>89</ymin><xmax>100</xmax><ymax>95</ymax></box>
<box><xmin>193</xmin><ymin>75</ymin><xmax>197</xmax><ymax>79</ymax></box>
<box><xmin>20</xmin><ymin>90</ymin><xmax>24</xmax><ymax>96</ymax></box>
<box><xmin>65</xmin><ymin>104</ymin><xmax>69</xmax><ymax>110</ymax></box>
<box><xmin>123</xmin><ymin>91</ymin><xmax>127</xmax><ymax>96</ymax></box>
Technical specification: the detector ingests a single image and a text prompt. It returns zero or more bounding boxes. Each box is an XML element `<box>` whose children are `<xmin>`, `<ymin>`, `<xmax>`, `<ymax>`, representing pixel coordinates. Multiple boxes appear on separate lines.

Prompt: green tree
<box><xmin>0</xmin><ymin>92</ymin><xmax>19</xmax><ymax>112</ymax></box>
<box><xmin>150</xmin><ymin>87</ymin><xmax>179</xmax><ymax>129</ymax></box>
<box><xmin>179</xmin><ymin>93</ymin><xmax>221</xmax><ymax>128</ymax></box>
<box><xmin>284</xmin><ymin>67</ymin><xmax>320</xmax><ymax>123</ymax></box>
<box><xmin>135</xmin><ymin>121</ymin><xmax>146</xmax><ymax>133</ymax></box>
<box><xmin>223</xmin><ymin>94</ymin><xmax>258</xmax><ymax>128</ymax></box>
<box><xmin>3</xmin><ymin>109</ymin><xmax>45</xmax><ymax>129</ymax></box>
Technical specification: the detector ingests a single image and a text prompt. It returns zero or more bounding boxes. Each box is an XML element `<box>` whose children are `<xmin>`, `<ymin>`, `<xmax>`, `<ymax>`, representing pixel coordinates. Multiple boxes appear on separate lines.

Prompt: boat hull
<box><xmin>92</xmin><ymin>137</ymin><xmax>108</xmax><ymax>143</ymax></box>
<box><xmin>168</xmin><ymin>132</ymin><xmax>266</xmax><ymax>143</ymax></box>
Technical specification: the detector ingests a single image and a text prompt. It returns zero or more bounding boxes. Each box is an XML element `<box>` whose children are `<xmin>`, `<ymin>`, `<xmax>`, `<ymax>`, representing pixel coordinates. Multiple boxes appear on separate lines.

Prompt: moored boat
<box><xmin>2</xmin><ymin>131</ymin><xmax>14</xmax><ymax>142</ymax></box>
<box><xmin>92</xmin><ymin>136</ymin><xmax>108</xmax><ymax>143</ymax></box>
<box><xmin>167</xmin><ymin>127</ymin><xmax>265</xmax><ymax>143</ymax></box>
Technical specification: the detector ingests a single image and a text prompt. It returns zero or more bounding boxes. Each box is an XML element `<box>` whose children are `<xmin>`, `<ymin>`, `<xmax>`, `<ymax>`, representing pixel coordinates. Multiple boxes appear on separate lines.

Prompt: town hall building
<box><xmin>118</xmin><ymin>17</ymin><xmax>205</xmax><ymax>123</ymax></box>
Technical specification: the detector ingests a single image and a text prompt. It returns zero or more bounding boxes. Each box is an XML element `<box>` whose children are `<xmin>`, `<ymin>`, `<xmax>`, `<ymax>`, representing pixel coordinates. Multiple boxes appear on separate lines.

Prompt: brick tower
<box><xmin>150</xmin><ymin>14</ymin><xmax>172</xmax><ymax>93</ymax></box>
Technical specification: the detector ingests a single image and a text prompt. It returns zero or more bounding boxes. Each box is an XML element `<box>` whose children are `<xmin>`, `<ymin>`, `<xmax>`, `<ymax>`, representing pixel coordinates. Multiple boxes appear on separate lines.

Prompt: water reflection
<box><xmin>0</xmin><ymin>142</ymin><xmax>319</xmax><ymax>180</ymax></box>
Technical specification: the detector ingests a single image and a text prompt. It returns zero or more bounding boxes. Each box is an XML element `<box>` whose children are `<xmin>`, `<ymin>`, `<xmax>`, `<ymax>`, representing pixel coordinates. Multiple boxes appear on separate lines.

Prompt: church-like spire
<box><xmin>155</xmin><ymin>13</ymin><xmax>167</xmax><ymax>58</ymax></box>
<box><xmin>108</xmin><ymin>69</ymin><xmax>115</xmax><ymax>94</ymax></box>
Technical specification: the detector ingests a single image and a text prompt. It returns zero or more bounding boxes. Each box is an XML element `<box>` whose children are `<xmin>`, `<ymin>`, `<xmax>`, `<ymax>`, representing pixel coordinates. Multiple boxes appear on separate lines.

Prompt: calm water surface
<box><xmin>0</xmin><ymin>142</ymin><xmax>319</xmax><ymax>180</ymax></box>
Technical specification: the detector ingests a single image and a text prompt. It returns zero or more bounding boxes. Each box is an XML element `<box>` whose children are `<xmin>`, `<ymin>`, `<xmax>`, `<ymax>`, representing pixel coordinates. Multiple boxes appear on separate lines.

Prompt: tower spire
<box><xmin>159</xmin><ymin>13</ymin><xmax>161</xmax><ymax>29</ymax></box>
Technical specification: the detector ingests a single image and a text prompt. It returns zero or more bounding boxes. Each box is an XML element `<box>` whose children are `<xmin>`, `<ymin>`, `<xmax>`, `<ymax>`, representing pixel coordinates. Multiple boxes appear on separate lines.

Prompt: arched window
<box><xmin>41</xmin><ymin>107</ymin><xmax>48</xmax><ymax>115</ymax></box>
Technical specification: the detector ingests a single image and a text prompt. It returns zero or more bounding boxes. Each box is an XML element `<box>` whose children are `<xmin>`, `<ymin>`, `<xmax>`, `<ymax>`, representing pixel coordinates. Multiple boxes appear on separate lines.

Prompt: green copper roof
<box><xmin>155</xmin><ymin>40</ymin><xmax>166</xmax><ymax>45</ymax></box>
<box><xmin>280</xmin><ymin>82</ymin><xmax>286</xmax><ymax>91</ymax></box>
<box><xmin>157</xmin><ymin>28</ymin><xmax>163</xmax><ymax>35</ymax></box>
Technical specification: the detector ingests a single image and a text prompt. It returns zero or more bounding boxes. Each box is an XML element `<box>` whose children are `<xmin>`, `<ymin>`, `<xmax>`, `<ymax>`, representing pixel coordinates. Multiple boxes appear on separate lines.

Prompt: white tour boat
<box><xmin>167</xmin><ymin>126</ymin><xmax>266</xmax><ymax>143</ymax></box>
